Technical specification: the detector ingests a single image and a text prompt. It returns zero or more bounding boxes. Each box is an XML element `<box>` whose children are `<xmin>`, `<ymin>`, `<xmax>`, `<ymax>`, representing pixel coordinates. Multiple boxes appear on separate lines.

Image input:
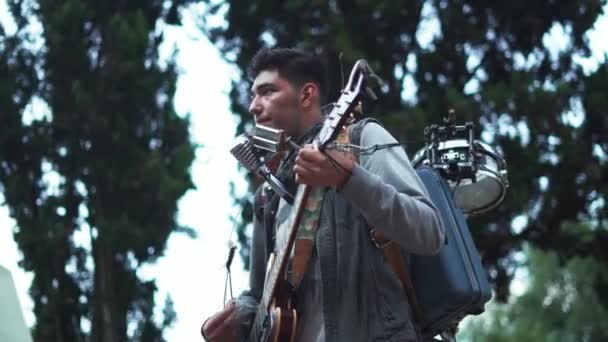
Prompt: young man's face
<box><xmin>249</xmin><ymin>69</ymin><xmax>305</xmax><ymax>139</ymax></box>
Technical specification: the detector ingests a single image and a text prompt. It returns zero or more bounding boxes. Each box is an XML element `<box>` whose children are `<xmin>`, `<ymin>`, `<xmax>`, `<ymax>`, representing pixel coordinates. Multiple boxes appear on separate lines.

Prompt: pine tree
<box><xmin>0</xmin><ymin>1</ymin><xmax>195</xmax><ymax>340</ymax></box>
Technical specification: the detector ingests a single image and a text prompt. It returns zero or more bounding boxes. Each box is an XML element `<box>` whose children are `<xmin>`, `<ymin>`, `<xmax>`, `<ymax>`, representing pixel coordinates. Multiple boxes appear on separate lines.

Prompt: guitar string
<box><xmin>319</xmin><ymin>141</ymin><xmax>425</xmax><ymax>176</ymax></box>
<box><xmin>324</xmin><ymin>141</ymin><xmax>424</xmax><ymax>156</ymax></box>
<box><xmin>288</xmin><ymin>138</ymin><xmax>425</xmax><ymax>176</ymax></box>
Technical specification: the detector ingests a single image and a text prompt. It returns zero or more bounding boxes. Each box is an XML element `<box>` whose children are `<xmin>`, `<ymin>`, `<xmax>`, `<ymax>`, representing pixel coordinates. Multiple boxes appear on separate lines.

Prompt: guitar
<box><xmin>247</xmin><ymin>60</ymin><xmax>379</xmax><ymax>342</ymax></box>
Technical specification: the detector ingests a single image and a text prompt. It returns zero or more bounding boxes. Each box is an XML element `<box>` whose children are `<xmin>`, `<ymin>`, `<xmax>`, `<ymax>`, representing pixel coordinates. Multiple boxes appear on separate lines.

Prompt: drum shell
<box><xmin>412</xmin><ymin>139</ymin><xmax>508</xmax><ymax>215</ymax></box>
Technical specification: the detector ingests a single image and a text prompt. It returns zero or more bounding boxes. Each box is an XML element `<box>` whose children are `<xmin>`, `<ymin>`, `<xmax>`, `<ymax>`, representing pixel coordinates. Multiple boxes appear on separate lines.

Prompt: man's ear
<box><xmin>300</xmin><ymin>83</ymin><xmax>318</xmax><ymax>109</ymax></box>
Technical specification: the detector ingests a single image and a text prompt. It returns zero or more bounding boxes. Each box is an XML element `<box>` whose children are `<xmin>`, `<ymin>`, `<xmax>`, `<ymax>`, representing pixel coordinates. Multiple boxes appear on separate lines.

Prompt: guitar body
<box><xmin>247</xmin><ymin>255</ymin><xmax>298</xmax><ymax>342</ymax></box>
<box><xmin>265</xmin><ymin>255</ymin><xmax>298</xmax><ymax>342</ymax></box>
<box><xmin>248</xmin><ymin>302</ymin><xmax>297</xmax><ymax>342</ymax></box>
<box><xmin>267</xmin><ymin>303</ymin><xmax>297</xmax><ymax>342</ymax></box>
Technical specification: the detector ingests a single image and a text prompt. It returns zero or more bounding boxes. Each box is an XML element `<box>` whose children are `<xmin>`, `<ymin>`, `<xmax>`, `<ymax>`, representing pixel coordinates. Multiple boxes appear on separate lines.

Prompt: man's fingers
<box><xmin>203</xmin><ymin>302</ymin><xmax>236</xmax><ymax>333</ymax></box>
<box><xmin>206</xmin><ymin>308</ymin><xmax>238</xmax><ymax>340</ymax></box>
<box><xmin>294</xmin><ymin>161</ymin><xmax>325</xmax><ymax>184</ymax></box>
<box><xmin>294</xmin><ymin>172</ymin><xmax>317</xmax><ymax>186</ymax></box>
<box><xmin>297</xmin><ymin>147</ymin><xmax>325</xmax><ymax>163</ymax></box>
<box><xmin>293</xmin><ymin>143</ymin><xmax>355</xmax><ymax>187</ymax></box>
<box><xmin>293</xmin><ymin>164</ymin><xmax>314</xmax><ymax>183</ymax></box>
<box><xmin>294</xmin><ymin>155</ymin><xmax>322</xmax><ymax>172</ymax></box>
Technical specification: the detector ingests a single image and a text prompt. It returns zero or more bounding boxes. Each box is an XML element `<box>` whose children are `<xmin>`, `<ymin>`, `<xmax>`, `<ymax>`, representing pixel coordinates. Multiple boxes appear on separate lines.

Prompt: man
<box><xmin>202</xmin><ymin>47</ymin><xmax>444</xmax><ymax>341</ymax></box>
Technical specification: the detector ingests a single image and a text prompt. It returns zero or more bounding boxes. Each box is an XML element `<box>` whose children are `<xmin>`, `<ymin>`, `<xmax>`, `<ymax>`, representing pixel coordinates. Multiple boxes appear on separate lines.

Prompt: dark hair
<box><xmin>248</xmin><ymin>47</ymin><xmax>328</xmax><ymax>102</ymax></box>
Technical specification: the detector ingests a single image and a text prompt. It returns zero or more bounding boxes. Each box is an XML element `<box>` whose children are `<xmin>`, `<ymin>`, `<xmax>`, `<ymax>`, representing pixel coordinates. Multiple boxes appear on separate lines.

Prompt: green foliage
<box><xmin>460</xmin><ymin>246</ymin><xmax>608</xmax><ymax>341</ymax></box>
<box><xmin>0</xmin><ymin>0</ymin><xmax>195</xmax><ymax>341</ymax></box>
<box><xmin>199</xmin><ymin>0</ymin><xmax>608</xmax><ymax>305</ymax></box>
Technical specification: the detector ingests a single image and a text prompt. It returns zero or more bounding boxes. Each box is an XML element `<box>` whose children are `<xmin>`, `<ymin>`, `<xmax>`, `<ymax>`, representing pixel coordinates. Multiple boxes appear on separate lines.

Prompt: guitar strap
<box><xmin>289</xmin><ymin>103</ymin><xmax>343</xmax><ymax>286</ymax></box>
<box><xmin>289</xmin><ymin>125</ymin><xmax>352</xmax><ymax>288</ymax></box>
<box><xmin>289</xmin><ymin>186</ymin><xmax>325</xmax><ymax>287</ymax></box>
<box><xmin>260</xmin><ymin>122</ymin><xmax>323</xmax><ymax>280</ymax></box>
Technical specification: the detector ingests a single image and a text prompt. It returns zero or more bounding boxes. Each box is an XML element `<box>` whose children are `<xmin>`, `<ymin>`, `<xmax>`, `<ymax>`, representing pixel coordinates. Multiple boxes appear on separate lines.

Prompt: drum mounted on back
<box><xmin>412</xmin><ymin>113</ymin><xmax>508</xmax><ymax>216</ymax></box>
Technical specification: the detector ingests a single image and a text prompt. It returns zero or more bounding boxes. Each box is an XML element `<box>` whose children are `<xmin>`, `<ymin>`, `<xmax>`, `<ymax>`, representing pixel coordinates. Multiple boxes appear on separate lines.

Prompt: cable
<box><xmin>222</xmin><ymin>206</ymin><xmax>242</xmax><ymax>306</ymax></box>
<box><xmin>289</xmin><ymin>140</ymin><xmax>354</xmax><ymax>176</ymax></box>
<box><xmin>324</xmin><ymin>141</ymin><xmax>424</xmax><ymax>156</ymax></box>
<box><xmin>320</xmin><ymin>148</ymin><xmax>353</xmax><ymax>175</ymax></box>
<box><xmin>223</xmin><ymin>241</ymin><xmax>236</xmax><ymax>306</ymax></box>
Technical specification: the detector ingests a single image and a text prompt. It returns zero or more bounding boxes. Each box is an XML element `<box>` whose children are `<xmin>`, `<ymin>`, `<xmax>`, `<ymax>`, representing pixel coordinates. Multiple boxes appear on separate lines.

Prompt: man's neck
<box><xmin>293</xmin><ymin>120</ymin><xmax>323</xmax><ymax>145</ymax></box>
<box><xmin>294</xmin><ymin>109</ymin><xmax>323</xmax><ymax>141</ymax></box>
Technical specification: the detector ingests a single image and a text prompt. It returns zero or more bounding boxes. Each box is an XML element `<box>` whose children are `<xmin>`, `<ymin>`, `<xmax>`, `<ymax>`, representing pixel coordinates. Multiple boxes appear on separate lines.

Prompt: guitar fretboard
<box><xmin>260</xmin><ymin>184</ymin><xmax>309</xmax><ymax>309</ymax></box>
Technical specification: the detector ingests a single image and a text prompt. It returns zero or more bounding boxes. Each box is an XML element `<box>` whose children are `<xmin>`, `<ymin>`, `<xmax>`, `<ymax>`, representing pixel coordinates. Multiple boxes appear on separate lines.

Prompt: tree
<box><xmin>0</xmin><ymin>1</ymin><xmax>195</xmax><ymax>341</ymax></box>
<box><xmin>199</xmin><ymin>0</ymin><xmax>608</xmax><ymax>302</ymax></box>
<box><xmin>459</xmin><ymin>244</ymin><xmax>608</xmax><ymax>341</ymax></box>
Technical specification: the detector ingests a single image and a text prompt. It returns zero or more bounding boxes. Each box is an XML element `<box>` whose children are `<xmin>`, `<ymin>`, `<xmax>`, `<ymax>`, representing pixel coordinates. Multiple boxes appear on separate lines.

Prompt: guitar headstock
<box><xmin>317</xmin><ymin>59</ymin><xmax>382</xmax><ymax>147</ymax></box>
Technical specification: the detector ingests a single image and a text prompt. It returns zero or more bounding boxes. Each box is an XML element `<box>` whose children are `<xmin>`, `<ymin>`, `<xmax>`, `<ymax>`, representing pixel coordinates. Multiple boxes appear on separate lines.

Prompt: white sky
<box><xmin>1</xmin><ymin>1</ymin><xmax>607</xmax><ymax>341</ymax></box>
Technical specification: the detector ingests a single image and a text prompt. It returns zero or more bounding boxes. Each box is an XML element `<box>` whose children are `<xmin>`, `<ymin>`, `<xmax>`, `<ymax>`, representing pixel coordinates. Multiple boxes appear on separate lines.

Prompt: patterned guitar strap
<box><xmin>289</xmin><ymin>124</ymin><xmax>355</xmax><ymax>288</ymax></box>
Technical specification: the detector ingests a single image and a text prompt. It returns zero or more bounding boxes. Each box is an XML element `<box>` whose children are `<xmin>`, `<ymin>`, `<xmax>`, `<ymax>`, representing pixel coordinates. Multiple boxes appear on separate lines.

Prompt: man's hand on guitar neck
<box><xmin>294</xmin><ymin>144</ymin><xmax>356</xmax><ymax>190</ymax></box>
<box><xmin>201</xmin><ymin>301</ymin><xmax>238</xmax><ymax>342</ymax></box>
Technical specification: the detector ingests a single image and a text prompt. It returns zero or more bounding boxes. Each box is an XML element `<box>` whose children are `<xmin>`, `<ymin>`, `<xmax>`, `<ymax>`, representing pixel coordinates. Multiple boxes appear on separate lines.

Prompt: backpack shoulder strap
<box><xmin>348</xmin><ymin>117</ymin><xmax>426</xmax><ymax>329</ymax></box>
<box><xmin>348</xmin><ymin>117</ymin><xmax>382</xmax><ymax>147</ymax></box>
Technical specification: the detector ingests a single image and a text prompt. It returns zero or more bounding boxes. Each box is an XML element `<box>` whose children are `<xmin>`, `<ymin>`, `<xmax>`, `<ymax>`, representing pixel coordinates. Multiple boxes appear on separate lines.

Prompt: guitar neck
<box><xmin>261</xmin><ymin>184</ymin><xmax>312</xmax><ymax>309</ymax></box>
<box><xmin>248</xmin><ymin>184</ymin><xmax>312</xmax><ymax>342</ymax></box>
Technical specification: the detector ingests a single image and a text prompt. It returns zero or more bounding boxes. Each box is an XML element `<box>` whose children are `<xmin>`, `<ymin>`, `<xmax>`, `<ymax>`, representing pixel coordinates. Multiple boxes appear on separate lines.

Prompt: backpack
<box><xmin>349</xmin><ymin>118</ymin><xmax>492</xmax><ymax>341</ymax></box>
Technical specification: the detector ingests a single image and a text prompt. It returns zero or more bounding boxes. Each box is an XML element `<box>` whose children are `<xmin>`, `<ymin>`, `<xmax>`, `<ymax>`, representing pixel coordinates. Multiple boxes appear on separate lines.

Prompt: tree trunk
<box><xmin>92</xmin><ymin>237</ymin><xmax>120</xmax><ymax>342</ymax></box>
